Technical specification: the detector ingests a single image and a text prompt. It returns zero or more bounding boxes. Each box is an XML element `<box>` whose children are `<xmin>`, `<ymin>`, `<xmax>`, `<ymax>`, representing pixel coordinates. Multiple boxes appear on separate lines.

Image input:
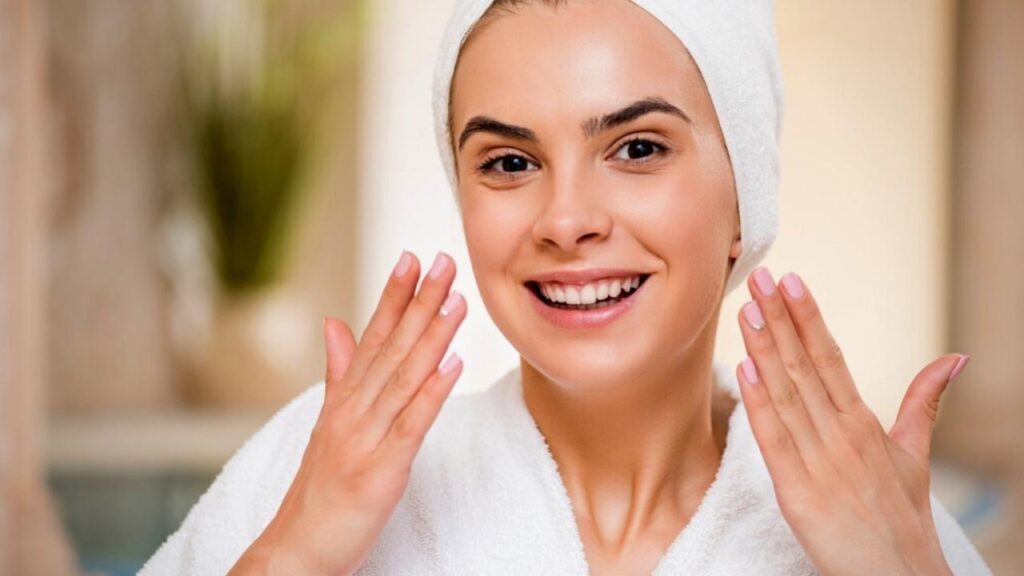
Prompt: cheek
<box><xmin>632</xmin><ymin>176</ymin><xmax>735</xmax><ymax>330</ymax></box>
<box><xmin>461</xmin><ymin>198</ymin><xmax>528</xmax><ymax>308</ymax></box>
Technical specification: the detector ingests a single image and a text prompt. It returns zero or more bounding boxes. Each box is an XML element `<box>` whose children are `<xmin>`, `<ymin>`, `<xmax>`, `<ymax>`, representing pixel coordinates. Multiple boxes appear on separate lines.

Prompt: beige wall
<box><xmin>716</xmin><ymin>0</ymin><xmax>958</xmax><ymax>428</ymax></box>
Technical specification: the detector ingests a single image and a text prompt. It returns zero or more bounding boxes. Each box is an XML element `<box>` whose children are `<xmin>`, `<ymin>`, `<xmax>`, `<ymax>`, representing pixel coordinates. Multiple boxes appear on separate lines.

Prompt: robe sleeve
<box><xmin>931</xmin><ymin>493</ymin><xmax>994</xmax><ymax>575</ymax></box>
<box><xmin>138</xmin><ymin>383</ymin><xmax>325</xmax><ymax>576</ymax></box>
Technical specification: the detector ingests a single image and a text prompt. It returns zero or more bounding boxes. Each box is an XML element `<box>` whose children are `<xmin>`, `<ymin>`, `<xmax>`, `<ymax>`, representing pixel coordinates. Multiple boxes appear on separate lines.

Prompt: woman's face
<box><xmin>450</xmin><ymin>0</ymin><xmax>741</xmax><ymax>390</ymax></box>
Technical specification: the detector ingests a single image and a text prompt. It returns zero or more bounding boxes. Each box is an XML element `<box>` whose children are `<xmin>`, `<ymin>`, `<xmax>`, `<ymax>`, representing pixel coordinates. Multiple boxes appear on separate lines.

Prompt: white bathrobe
<box><xmin>140</xmin><ymin>361</ymin><xmax>992</xmax><ymax>575</ymax></box>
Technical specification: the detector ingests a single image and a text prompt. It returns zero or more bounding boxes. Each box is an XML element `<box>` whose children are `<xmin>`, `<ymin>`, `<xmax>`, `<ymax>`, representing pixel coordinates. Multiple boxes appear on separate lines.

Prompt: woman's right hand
<box><xmin>229</xmin><ymin>251</ymin><xmax>467</xmax><ymax>576</ymax></box>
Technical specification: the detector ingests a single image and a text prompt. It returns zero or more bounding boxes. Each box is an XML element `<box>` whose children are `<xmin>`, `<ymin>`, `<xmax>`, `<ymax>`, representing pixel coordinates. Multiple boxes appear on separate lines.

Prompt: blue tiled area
<box><xmin>49</xmin><ymin>471</ymin><xmax>215</xmax><ymax>575</ymax></box>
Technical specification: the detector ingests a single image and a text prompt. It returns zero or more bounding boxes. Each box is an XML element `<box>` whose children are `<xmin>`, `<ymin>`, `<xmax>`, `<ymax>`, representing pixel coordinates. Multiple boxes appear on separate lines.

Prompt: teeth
<box><xmin>537</xmin><ymin>275</ymin><xmax>644</xmax><ymax>305</ymax></box>
<box><xmin>580</xmin><ymin>284</ymin><xmax>596</xmax><ymax>305</ymax></box>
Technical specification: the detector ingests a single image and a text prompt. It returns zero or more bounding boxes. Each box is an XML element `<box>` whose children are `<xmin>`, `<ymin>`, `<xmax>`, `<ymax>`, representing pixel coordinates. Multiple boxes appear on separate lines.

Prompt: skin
<box><xmin>230</xmin><ymin>0</ymin><xmax>963</xmax><ymax>574</ymax></box>
<box><xmin>450</xmin><ymin>2</ymin><xmax>742</xmax><ymax>573</ymax></box>
<box><xmin>452</xmin><ymin>1</ymin><xmax>960</xmax><ymax>574</ymax></box>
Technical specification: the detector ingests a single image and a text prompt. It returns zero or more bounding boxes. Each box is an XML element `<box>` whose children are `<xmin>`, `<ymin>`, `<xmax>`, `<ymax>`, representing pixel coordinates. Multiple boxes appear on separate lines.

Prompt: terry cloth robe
<box><xmin>140</xmin><ymin>361</ymin><xmax>993</xmax><ymax>575</ymax></box>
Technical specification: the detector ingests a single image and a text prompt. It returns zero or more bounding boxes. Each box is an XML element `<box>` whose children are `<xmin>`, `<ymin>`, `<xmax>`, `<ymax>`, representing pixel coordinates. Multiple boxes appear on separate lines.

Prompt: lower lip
<box><xmin>526</xmin><ymin>279</ymin><xmax>647</xmax><ymax>331</ymax></box>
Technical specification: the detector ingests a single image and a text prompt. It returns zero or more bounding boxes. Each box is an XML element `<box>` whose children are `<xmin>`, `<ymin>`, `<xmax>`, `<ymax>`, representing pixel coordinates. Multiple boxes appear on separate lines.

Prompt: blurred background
<box><xmin>0</xmin><ymin>0</ymin><xmax>1020</xmax><ymax>574</ymax></box>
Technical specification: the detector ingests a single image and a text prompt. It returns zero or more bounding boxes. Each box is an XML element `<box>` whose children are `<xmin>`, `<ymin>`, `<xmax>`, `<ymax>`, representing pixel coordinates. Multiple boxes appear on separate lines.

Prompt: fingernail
<box><xmin>439</xmin><ymin>290</ymin><xmax>461</xmax><ymax>317</ymax></box>
<box><xmin>753</xmin><ymin>267</ymin><xmax>776</xmax><ymax>296</ymax></box>
<box><xmin>947</xmin><ymin>354</ymin><xmax>970</xmax><ymax>384</ymax></box>
<box><xmin>393</xmin><ymin>251</ymin><xmax>413</xmax><ymax>278</ymax></box>
<box><xmin>742</xmin><ymin>301</ymin><xmax>766</xmax><ymax>331</ymax></box>
<box><xmin>429</xmin><ymin>251</ymin><xmax>449</xmax><ymax>279</ymax></box>
<box><xmin>741</xmin><ymin>357</ymin><xmax>759</xmax><ymax>384</ymax></box>
<box><xmin>440</xmin><ymin>352</ymin><xmax>462</xmax><ymax>374</ymax></box>
<box><xmin>781</xmin><ymin>272</ymin><xmax>804</xmax><ymax>299</ymax></box>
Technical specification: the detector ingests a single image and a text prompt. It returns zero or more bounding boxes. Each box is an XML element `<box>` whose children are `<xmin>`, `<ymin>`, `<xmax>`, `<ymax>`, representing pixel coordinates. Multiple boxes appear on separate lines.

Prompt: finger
<box><xmin>332</xmin><ymin>251</ymin><xmax>420</xmax><ymax>403</ymax></box>
<box><xmin>349</xmin><ymin>251</ymin><xmax>457</xmax><ymax>415</ymax></box>
<box><xmin>737</xmin><ymin>359</ymin><xmax>810</xmax><ymax>488</ymax></box>
<box><xmin>324</xmin><ymin>317</ymin><xmax>357</xmax><ymax>394</ymax></box>
<box><xmin>776</xmin><ymin>272</ymin><xmax>864</xmax><ymax>414</ymax></box>
<box><xmin>378</xmin><ymin>352</ymin><xmax>464</xmax><ymax>463</ymax></box>
<box><xmin>739</xmin><ymin>298</ymin><xmax>826</xmax><ymax>464</ymax></box>
<box><xmin>747</xmin><ymin>267</ymin><xmax>836</xmax><ymax>430</ymax></box>
<box><xmin>362</xmin><ymin>290</ymin><xmax>467</xmax><ymax>445</ymax></box>
<box><xmin>888</xmin><ymin>354</ymin><xmax>968</xmax><ymax>462</ymax></box>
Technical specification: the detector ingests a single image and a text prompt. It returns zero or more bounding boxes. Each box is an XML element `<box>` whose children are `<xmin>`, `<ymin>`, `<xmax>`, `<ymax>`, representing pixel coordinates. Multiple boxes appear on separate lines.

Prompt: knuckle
<box><xmin>921</xmin><ymin>395</ymin><xmax>941</xmax><ymax>423</ymax></box>
<box><xmin>379</xmin><ymin>334</ymin><xmax>407</xmax><ymax>364</ymax></box>
<box><xmin>389</xmin><ymin>363</ymin><xmax>419</xmax><ymax>396</ymax></box>
<box><xmin>770</xmin><ymin>429</ymin><xmax>793</xmax><ymax>454</ymax></box>
<box><xmin>772</xmin><ymin>384</ymin><xmax>802</xmax><ymax>412</ymax></box>
<box><xmin>847</xmin><ymin>411</ymin><xmax>885</xmax><ymax>454</ymax></box>
<box><xmin>360</xmin><ymin>327</ymin><xmax>389</xmax><ymax>351</ymax></box>
<box><xmin>782</xmin><ymin>351</ymin><xmax>816</xmax><ymax>379</ymax></box>
<box><xmin>811</xmin><ymin>340</ymin><xmax>845</xmax><ymax>371</ymax></box>
<box><xmin>391</xmin><ymin>412</ymin><xmax>422</xmax><ymax>441</ymax></box>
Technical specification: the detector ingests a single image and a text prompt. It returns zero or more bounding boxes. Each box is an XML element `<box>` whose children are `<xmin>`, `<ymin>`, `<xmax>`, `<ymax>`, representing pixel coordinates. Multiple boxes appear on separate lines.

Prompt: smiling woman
<box><xmin>139</xmin><ymin>1</ymin><xmax>992</xmax><ymax>575</ymax></box>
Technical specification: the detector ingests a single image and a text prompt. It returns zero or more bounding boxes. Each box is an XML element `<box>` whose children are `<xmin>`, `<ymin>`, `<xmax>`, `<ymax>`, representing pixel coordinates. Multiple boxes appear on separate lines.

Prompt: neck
<box><xmin>519</xmin><ymin>328</ymin><xmax>730</xmax><ymax>547</ymax></box>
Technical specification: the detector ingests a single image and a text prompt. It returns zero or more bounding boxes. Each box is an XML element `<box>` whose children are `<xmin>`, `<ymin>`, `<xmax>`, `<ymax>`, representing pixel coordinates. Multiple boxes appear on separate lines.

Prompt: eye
<box><xmin>477</xmin><ymin>153</ymin><xmax>539</xmax><ymax>176</ymax></box>
<box><xmin>612</xmin><ymin>137</ymin><xmax>668</xmax><ymax>163</ymax></box>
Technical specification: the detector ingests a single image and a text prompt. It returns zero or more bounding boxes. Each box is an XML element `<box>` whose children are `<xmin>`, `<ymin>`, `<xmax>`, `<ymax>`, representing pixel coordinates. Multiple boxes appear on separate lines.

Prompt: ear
<box><xmin>729</xmin><ymin>236</ymin><xmax>742</xmax><ymax>259</ymax></box>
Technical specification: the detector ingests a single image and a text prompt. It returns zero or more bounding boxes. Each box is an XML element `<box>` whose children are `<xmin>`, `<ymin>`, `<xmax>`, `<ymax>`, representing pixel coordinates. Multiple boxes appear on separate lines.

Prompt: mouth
<box><xmin>525</xmin><ymin>273</ymin><xmax>652</xmax><ymax>311</ymax></box>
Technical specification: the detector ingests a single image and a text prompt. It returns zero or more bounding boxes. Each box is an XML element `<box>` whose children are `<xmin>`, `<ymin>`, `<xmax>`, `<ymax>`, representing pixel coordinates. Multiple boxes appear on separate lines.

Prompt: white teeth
<box><xmin>580</xmin><ymin>284</ymin><xmax>596</xmax><ymax>305</ymax></box>
<box><xmin>538</xmin><ymin>275</ymin><xmax>644</xmax><ymax>305</ymax></box>
<box><xmin>565</xmin><ymin>286</ymin><xmax>581</xmax><ymax>305</ymax></box>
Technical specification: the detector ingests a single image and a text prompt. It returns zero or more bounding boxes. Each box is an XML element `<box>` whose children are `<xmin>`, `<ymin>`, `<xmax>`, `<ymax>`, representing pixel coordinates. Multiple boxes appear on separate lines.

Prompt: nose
<box><xmin>530</xmin><ymin>171</ymin><xmax>613</xmax><ymax>253</ymax></box>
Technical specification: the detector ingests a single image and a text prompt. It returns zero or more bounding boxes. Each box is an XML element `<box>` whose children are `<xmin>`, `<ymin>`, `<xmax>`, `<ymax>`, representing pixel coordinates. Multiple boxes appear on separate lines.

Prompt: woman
<box><xmin>142</xmin><ymin>0</ymin><xmax>991</xmax><ymax>574</ymax></box>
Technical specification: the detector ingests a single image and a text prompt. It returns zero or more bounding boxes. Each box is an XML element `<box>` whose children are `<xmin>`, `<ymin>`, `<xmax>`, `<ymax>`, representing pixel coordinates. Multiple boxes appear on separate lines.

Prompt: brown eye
<box><xmin>613</xmin><ymin>138</ymin><xmax>666</xmax><ymax>162</ymax></box>
<box><xmin>478</xmin><ymin>153</ymin><xmax>539</xmax><ymax>175</ymax></box>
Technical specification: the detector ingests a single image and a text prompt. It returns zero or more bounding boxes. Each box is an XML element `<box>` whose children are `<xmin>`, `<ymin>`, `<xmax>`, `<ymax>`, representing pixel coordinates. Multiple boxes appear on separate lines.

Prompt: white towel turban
<box><xmin>432</xmin><ymin>0</ymin><xmax>784</xmax><ymax>296</ymax></box>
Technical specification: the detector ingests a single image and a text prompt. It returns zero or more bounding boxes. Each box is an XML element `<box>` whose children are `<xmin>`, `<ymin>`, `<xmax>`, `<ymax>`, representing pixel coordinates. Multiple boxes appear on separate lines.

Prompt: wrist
<box><xmin>230</xmin><ymin>532</ymin><xmax>326</xmax><ymax>576</ymax></box>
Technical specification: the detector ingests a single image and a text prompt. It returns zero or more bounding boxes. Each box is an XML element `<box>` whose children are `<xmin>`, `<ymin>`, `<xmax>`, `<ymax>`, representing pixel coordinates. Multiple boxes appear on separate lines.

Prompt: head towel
<box><xmin>432</xmin><ymin>0</ymin><xmax>784</xmax><ymax>296</ymax></box>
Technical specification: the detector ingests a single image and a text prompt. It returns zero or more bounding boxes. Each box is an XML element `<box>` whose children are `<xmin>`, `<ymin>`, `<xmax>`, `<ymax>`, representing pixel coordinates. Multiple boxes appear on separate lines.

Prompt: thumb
<box><xmin>323</xmin><ymin>317</ymin><xmax>357</xmax><ymax>395</ymax></box>
<box><xmin>889</xmin><ymin>353</ymin><xmax>970</xmax><ymax>461</ymax></box>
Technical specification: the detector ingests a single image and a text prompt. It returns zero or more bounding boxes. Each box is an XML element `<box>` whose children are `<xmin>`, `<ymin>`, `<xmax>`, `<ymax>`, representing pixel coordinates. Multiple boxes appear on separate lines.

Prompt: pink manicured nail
<box><xmin>947</xmin><ymin>354</ymin><xmax>970</xmax><ymax>384</ymax></box>
<box><xmin>439</xmin><ymin>290</ymin><xmax>462</xmax><ymax>317</ymax></box>
<box><xmin>440</xmin><ymin>352</ymin><xmax>461</xmax><ymax>374</ymax></box>
<box><xmin>429</xmin><ymin>251</ymin><xmax>449</xmax><ymax>279</ymax></box>
<box><xmin>741</xmin><ymin>357</ymin><xmax>759</xmax><ymax>384</ymax></box>
<box><xmin>781</xmin><ymin>273</ymin><xmax>804</xmax><ymax>299</ymax></box>
<box><xmin>393</xmin><ymin>251</ymin><xmax>413</xmax><ymax>278</ymax></box>
<box><xmin>742</xmin><ymin>301</ymin><xmax>766</xmax><ymax>331</ymax></box>
<box><xmin>753</xmin><ymin>267</ymin><xmax>776</xmax><ymax>296</ymax></box>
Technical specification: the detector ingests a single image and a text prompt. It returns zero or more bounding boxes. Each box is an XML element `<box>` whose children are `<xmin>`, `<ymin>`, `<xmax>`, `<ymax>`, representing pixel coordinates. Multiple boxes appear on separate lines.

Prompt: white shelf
<box><xmin>47</xmin><ymin>410</ymin><xmax>273</xmax><ymax>475</ymax></box>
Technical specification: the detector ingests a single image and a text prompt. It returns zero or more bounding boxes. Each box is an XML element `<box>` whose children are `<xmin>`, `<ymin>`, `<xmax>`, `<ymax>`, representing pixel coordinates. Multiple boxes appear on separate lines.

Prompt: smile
<box><xmin>524</xmin><ymin>274</ymin><xmax>651</xmax><ymax>330</ymax></box>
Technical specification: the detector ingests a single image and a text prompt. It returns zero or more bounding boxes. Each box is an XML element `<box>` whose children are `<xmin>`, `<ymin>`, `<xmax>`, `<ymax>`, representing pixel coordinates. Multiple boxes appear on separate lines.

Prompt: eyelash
<box><xmin>475</xmin><ymin>136</ymin><xmax>670</xmax><ymax>177</ymax></box>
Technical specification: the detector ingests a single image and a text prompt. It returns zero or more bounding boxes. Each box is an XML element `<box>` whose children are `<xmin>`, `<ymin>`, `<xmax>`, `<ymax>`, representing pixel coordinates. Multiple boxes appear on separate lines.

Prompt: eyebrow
<box><xmin>456</xmin><ymin>96</ymin><xmax>691</xmax><ymax>151</ymax></box>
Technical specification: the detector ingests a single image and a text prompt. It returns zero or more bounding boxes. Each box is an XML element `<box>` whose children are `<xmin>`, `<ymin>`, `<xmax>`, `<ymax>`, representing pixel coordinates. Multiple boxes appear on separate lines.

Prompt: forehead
<box><xmin>451</xmin><ymin>0</ymin><xmax>707</xmax><ymax>132</ymax></box>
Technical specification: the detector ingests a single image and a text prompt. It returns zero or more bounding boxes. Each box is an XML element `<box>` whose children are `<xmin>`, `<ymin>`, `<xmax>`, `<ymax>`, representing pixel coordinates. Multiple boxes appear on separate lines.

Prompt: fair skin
<box><xmin>229</xmin><ymin>1</ymin><xmax>964</xmax><ymax>574</ymax></box>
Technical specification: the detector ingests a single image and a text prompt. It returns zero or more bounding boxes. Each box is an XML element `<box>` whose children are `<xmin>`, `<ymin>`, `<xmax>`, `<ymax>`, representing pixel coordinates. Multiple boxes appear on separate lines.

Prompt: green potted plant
<box><xmin>178</xmin><ymin>0</ymin><xmax>363</xmax><ymax>408</ymax></box>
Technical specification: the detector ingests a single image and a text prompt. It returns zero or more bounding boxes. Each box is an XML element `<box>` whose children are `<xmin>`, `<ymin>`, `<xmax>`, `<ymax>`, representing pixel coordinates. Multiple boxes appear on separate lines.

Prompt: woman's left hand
<box><xmin>735</xmin><ymin>267</ymin><xmax>969</xmax><ymax>576</ymax></box>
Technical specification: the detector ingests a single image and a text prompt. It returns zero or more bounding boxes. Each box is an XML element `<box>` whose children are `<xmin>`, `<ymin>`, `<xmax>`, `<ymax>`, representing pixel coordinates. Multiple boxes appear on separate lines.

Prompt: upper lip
<box><xmin>526</xmin><ymin>268</ymin><xmax>650</xmax><ymax>285</ymax></box>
